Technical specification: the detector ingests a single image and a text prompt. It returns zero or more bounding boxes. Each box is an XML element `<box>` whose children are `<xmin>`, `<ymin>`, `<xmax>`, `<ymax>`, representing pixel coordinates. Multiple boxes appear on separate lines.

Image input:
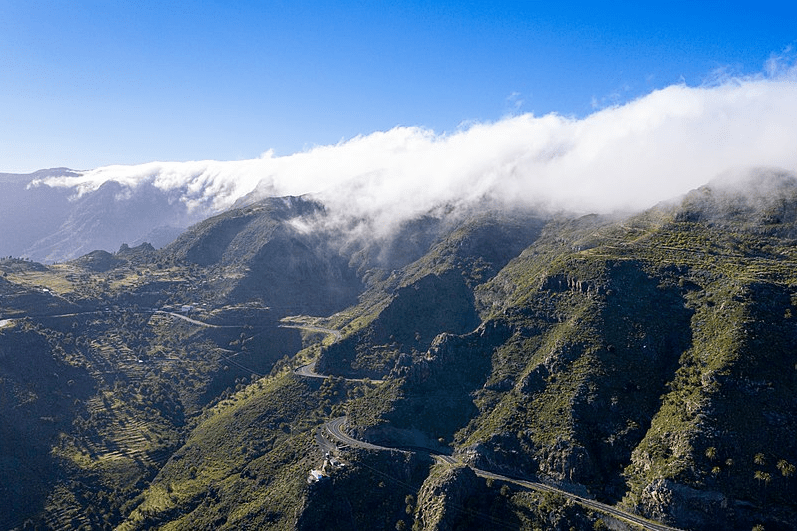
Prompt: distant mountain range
<box><xmin>0</xmin><ymin>168</ymin><xmax>214</xmax><ymax>262</ymax></box>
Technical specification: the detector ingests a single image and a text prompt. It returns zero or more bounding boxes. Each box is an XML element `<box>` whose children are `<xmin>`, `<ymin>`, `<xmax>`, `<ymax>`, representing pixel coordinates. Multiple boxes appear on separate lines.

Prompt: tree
<box><xmin>777</xmin><ymin>459</ymin><xmax>795</xmax><ymax>477</ymax></box>
<box><xmin>754</xmin><ymin>470</ymin><xmax>772</xmax><ymax>488</ymax></box>
<box><xmin>705</xmin><ymin>446</ymin><xmax>717</xmax><ymax>460</ymax></box>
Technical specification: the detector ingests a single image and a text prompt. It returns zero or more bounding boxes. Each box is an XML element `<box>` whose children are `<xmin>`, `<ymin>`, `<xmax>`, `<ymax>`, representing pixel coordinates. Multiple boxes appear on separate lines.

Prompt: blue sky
<box><xmin>1</xmin><ymin>1</ymin><xmax>795</xmax><ymax>172</ymax></box>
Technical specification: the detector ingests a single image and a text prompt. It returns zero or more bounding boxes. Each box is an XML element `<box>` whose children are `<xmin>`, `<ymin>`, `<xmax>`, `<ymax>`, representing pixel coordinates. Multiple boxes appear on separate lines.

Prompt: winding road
<box><xmin>323</xmin><ymin>416</ymin><xmax>404</xmax><ymax>453</ymax></box>
<box><xmin>278</xmin><ymin>322</ymin><xmax>342</xmax><ymax>341</ymax></box>
<box><xmin>283</xmin><ymin>322</ymin><xmax>681</xmax><ymax>531</ymax></box>
<box><xmin>295</xmin><ymin>361</ymin><xmax>328</xmax><ymax>379</ymax></box>
<box><xmin>153</xmin><ymin>310</ymin><xmax>244</xmax><ymax>328</ymax></box>
<box><xmin>286</xmin><ymin>321</ymin><xmax>386</xmax><ymax>383</ymax></box>
<box><xmin>321</xmin><ymin>416</ymin><xmax>682</xmax><ymax>531</ymax></box>
<box><xmin>286</xmin><ymin>320</ymin><xmax>342</xmax><ymax>381</ymax></box>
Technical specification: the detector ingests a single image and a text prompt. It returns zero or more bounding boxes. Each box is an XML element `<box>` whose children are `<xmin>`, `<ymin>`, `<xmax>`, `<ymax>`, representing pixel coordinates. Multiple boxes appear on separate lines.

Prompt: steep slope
<box><xmin>163</xmin><ymin>196</ymin><xmax>362</xmax><ymax>315</ymax></box>
<box><xmin>316</xmin><ymin>211</ymin><xmax>546</xmax><ymax>379</ymax></box>
<box><xmin>458</xmin><ymin>255</ymin><xmax>692</xmax><ymax>498</ymax></box>
<box><xmin>117</xmin><ymin>372</ymin><xmax>319</xmax><ymax>531</ymax></box>
<box><xmin>319</xmin><ymin>171</ymin><xmax>797</xmax><ymax>530</ymax></box>
<box><xmin>0</xmin><ymin>254</ymin><xmax>304</xmax><ymax>529</ymax></box>
<box><xmin>0</xmin><ymin>324</ymin><xmax>95</xmax><ymax>531</ymax></box>
<box><xmin>386</xmin><ymin>171</ymin><xmax>797</xmax><ymax>529</ymax></box>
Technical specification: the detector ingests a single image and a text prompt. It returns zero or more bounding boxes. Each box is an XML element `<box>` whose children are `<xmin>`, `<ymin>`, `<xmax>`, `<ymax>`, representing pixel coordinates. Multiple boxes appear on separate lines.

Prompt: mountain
<box><xmin>0</xmin><ymin>168</ymin><xmax>795</xmax><ymax>530</ymax></box>
<box><xmin>161</xmin><ymin>195</ymin><xmax>362</xmax><ymax>315</ymax></box>
<box><xmin>0</xmin><ymin>169</ymin><xmax>80</xmax><ymax>260</ymax></box>
<box><xmin>0</xmin><ymin>169</ymin><xmax>213</xmax><ymax>263</ymax></box>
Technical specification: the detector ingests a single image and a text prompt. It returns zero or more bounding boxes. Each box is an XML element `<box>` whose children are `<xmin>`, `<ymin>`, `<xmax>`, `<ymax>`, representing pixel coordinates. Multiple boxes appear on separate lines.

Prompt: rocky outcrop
<box><xmin>373</xmin><ymin>271</ymin><xmax>481</xmax><ymax>349</ymax></box>
<box><xmin>414</xmin><ymin>465</ymin><xmax>481</xmax><ymax>531</ymax></box>
<box><xmin>463</xmin><ymin>432</ymin><xmax>539</xmax><ymax>478</ymax></box>
<box><xmin>637</xmin><ymin>479</ymin><xmax>730</xmax><ymax>529</ymax></box>
<box><xmin>392</xmin><ymin>319</ymin><xmax>511</xmax><ymax>388</ymax></box>
<box><xmin>541</xmin><ymin>273</ymin><xmax>605</xmax><ymax>296</ymax></box>
<box><xmin>377</xmin><ymin>320</ymin><xmax>511</xmax><ymax>443</ymax></box>
<box><xmin>317</xmin><ymin>272</ymin><xmax>485</xmax><ymax>379</ymax></box>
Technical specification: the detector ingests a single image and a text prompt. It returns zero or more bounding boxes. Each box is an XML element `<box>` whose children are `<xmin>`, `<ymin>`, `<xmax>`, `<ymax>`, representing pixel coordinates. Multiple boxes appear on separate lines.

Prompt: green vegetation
<box><xmin>2</xmin><ymin>173</ymin><xmax>797</xmax><ymax>530</ymax></box>
<box><xmin>120</xmin><ymin>373</ymin><xmax>317</xmax><ymax>530</ymax></box>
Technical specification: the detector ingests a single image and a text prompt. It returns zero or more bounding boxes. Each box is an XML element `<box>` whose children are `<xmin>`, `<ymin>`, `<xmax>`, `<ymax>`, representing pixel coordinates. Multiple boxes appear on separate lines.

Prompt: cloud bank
<box><xmin>36</xmin><ymin>61</ymin><xmax>797</xmax><ymax>236</ymax></box>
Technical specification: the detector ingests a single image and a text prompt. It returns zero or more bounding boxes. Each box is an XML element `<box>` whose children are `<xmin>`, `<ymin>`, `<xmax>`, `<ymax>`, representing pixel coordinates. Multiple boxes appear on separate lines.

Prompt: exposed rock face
<box><xmin>395</xmin><ymin>320</ymin><xmax>511</xmax><ymax>388</ymax></box>
<box><xmin>373</xmin><ymin>271</ymin><xmax>480</xmax><ymax>349</ymax></box>
<box><xmin>538</xmin><ymin>437</ymin><xmax>595</xmax><ymax>484</ymax></box>
<box><xmin>452</xmin><ymin>257</ymin><xmax>696</xmax><ymax>503</ymax></box>
<box><xmin>414</xmin><ymin>465</ymin><xmax>481</xmax><ymax>531</ymax></box>
<box><xmin>317</xmin><ymin>271</ymin><xmax>483</xmax><ymax>379</ymax></box>
<box><xmin>463</xmin><ymin>433</ymin><xmax>539</xmax><ymax>478</ymax></box>
<box><xmin>638</xmin><ymin>479</ymin><xmax>730</xmax><ymax>529</ymax></box>
<box><xmin>370</xmin><ymin>321</ymin><xmax>512</xmax><ymax>445</ymax></box>
<box><xmin>298</xmin><ymin>450</ymin><xmax>432</xmax><ymax>531</ymax></box>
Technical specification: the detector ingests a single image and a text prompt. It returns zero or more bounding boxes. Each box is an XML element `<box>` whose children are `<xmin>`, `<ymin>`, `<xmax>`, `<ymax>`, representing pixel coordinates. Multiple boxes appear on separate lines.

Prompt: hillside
<box><xmin>0</xmin><ymin>169</ymin><xmax>795</xmax><ymax>530</ymax></box>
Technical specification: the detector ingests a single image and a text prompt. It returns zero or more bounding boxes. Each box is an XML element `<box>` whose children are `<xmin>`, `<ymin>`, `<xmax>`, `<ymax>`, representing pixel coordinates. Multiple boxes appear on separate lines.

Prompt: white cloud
<box><xmin>34</xmin><ymin>66</ymin><xmax>797</xmax><ymax>236</ymax></box>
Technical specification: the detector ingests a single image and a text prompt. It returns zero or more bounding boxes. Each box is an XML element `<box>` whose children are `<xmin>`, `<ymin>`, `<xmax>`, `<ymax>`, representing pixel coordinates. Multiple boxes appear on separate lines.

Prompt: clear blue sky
<box><xmin>1</xmin><ymin>0</ymin><xmax>794</xmax><ymax>173</ymax></box>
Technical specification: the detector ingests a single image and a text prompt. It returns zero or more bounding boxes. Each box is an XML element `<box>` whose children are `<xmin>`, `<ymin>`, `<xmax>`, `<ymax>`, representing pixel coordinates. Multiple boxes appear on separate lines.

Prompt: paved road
<box><xmin>294</xmin><ymin>360</ymin><xmax>384</xmax><ymax>384</ymax></box>
<box><xmin>282</xmin><ymin>322</ymin><xmax>682</xmax><ymax>531</ymax></box>
<box><xmin>322</xmin><ymin>416</ymin><xmax>682</xmax><ymax>531</ymax></box>
<box><xmin>295</xmin><ymin>361</ymin><xmax>328</xmax><ymax>379</ymax></box>
<box><xmin>278</xmin><ymin>322</ymin><xmax>342</xmax><ymax>341</ymax></box>
<box><xmin>287</xmin><ymin>324</ymin><xmax>385</xmax><ymax>383</ymax></box>
<box><xmin>154</xmin><ymin>310</ymin><xmax>216</xmax><ymax>327</ymax></box>
<box><xmin>314</xmin><ymin>424</ymin><xmax>338</xmax><ymax>455</ymax></box>
<box><xmin>324</xmin><ymin>417</ymin><xmax>401</xmax><ymax>452</ymax></box>
<box><xmin>6</xmin><ymin>308</ymin><xmax>234</xmax><ymax>328</ymax></box>
<box><xmin>153</xmin><ymin>310</ymin><xmax>244</xmax><ymax>328</ymax></box>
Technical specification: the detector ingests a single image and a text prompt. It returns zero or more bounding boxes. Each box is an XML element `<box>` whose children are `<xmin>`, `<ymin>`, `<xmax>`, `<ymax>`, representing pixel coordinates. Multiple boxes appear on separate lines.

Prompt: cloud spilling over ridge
<box><xmin>36</xmin><ymin>63</ymin><xmax>797</xmax><ymax>235</ymax></box>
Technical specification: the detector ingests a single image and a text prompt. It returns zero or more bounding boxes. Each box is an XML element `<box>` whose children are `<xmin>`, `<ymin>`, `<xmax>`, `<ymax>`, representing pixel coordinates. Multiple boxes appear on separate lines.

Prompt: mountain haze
<box><xmin>0</xmin><ymin>169</ymin><xmax>214</xmax><ymax>263</ymax></box>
